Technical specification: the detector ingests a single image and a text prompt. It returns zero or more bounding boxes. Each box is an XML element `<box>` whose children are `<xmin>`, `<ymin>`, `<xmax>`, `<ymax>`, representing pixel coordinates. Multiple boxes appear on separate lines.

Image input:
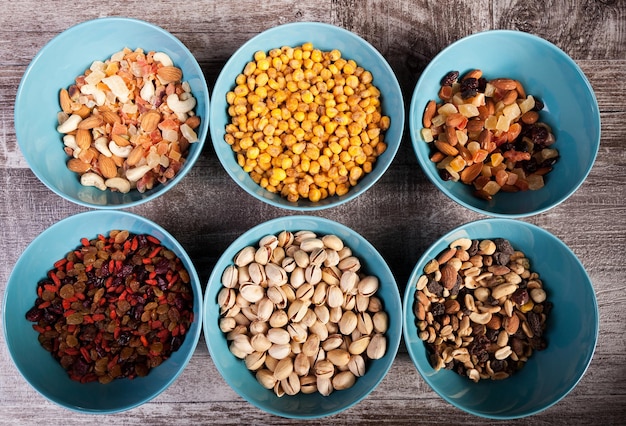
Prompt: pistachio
<box><xmin>326</xmin><ymin>285</ymin><xmax>344</xmax><ymax>308</ymax></box>
<box><xmin>321</xmin><ymin>234</ymin><xmax>344</xmax><ymax>251</ymax></box>
<box><xmin>332</xmin><ymin>370</ymin><xmax>356</xmax><ymax>391</ymax></box>
<box><xmin>281</xmin><ymin>371</ymin><xmax>301</xmax><ymax>396</ymax></box>
<box><xmin>314</xmin><ymin>305</ymin><xmax>330</xmax><ymax>324</ymax></box>
<box><xmin>357</xmin><ymin>275</ymin><xmax>379</xmax><ymax>297</ymax></box>
<box><xmin>239</xmin><ymin>283</ymin><xmax>264</xmax><ymax>303</ymax></box>
<box><xmin>267</xmin><ymin>327</ymin><xmax>291</xmax><ymax>345</ymax></box>
<box><xmin>245</xmin><ymin>351</ymin><xmax>267</xmax><ymax>371</ymax></box>
<box><xmin>256</xmin><ymin>369</ymin><xmax>277</xmax><ymax>389</ymax></box>
<box><xmin>268</xmin><ymin>343</ymin><xmax>291</xmax><ymax>360</ymax></box>
<box><xmin>327</xmin><ymin>349</ymin><xmax>351</xmax><ymax>367</ymax></box>
<box><xmin>265</xmin><ymin>263</ymin><xmax>287</xmax><ymax>286</ymax></box>
<box><xmin>317</xmin><ymin>376</ymin><xmax>333</xmax><ymax>396</ymax></box>
<box><xmin>348</xmin><ymin>354</ymin><xmax>366</xmax><ymax>377</ymax></box>
<box><xmin>339</xmin><ymin>310</ymin><xmax>358</xmax><ymax>335</ymax></box>
<box><xmin>338</xmin><ymin>256</ymin><xmax>361</xmax><ymax>273</ymax></box>
<box><xmin>348</xmin><ymin>336</ymin><xmax>371</xmax><ymax>355</ymax></box>
<box><xmin>277</xmin><ymin>230</ymin><xmax>294</xmax><ymax>247</ymax></box>
<box><xmin>254</xmin><ymin>246</ymin><xmax>272</xmax><ymax>265</ymax></box>
<box><xmin>234</xmin><ymin>246</ymin><xmax>255</xmax><ymax>267</ymax></box>
<box><xmin>305</xmin><ymin>264</ymin><xmax>322</xmax><ymax>285</ymax></box>
<box><xmin>273</xmin><ymin>357</ymin><xmax>294</xmax><ymax>380</ymax></box>
<box><xmin>300</xmin><ymin>375</ymin><xmax>318</xmax><ymax>394</ymax></box>
<box><xmin>372</xmin><ymin>311</ymin><xmax>389</xmax><ymax>334</ymax></box>
<box><xmin>366</xmin><ymin>333</ymin><xmax>387</xmax><ymax>360</ymax></box>
<box><xmin>300</xmin><ymin>237</ymin><xmax>324</xmax><ymax>252</ymax></box>
<box><xmin>314</xmin><ymin>359</ymin><xmax>335</xmax><ymax>379</ymax></box>
<box><xmin>251</xmin><ymin>333</ymin><xmax>272</xmax><ymax>352</ymax></box>
<box><xmin>221</xmin><ymin>265</ymin><xmax>239</xmax><ymax>288</ymax></box>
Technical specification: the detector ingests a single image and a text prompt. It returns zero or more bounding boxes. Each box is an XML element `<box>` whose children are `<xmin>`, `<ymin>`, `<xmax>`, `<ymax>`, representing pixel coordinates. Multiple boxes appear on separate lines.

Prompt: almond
<box><xmin>434</xmin><ymin>140</ymin><xmax>459</xmax><ymax>157</ymax></box>
<box><xmin>422</xmin><ymin>100</ymin><xmax>436</xmax><ymax>128</ymax></box>
<box><xmin>101</xmin><ymin>110</ymin><xmax>121</xmax><ymax>125</ymax></box>
<box><xmin>490</xmin><ymin>78</ymin><xmax>517</xmax><ymax>91</ymax></box>
<box><xmin>111</xmin><ymin>133</ymin><xmax>130</xmax><ymax>147</ymax></box>
<box><xmin>440</xmin><ymin>264</ymin><xmax>458</xmax><ymax>290</ymax></box>
<box><xmin>98</xmin><ymin>154</ymin><xmax>118</xmax><ymax>179</ymax></box>
<box><xmin>157</xmin><ymin>66</ymin><xmax>183</xmax><ymax>83</ymax></box>
<box><xmin>67</xmin><ymin>158</ymin><xmax>91</xmax><ymax>173</ymax></box>
<box><xmin>140</xmin><ymin>110</ymin><xmax>161</xmax><ymax>133</ymax></box>
<box><xmin>73</xmin><ymin>104</ymin><xmax>92</xmax><ymax>118</ymax></box>
<box><xmin>75</xmin><ymin>129</ymin><xmax>92</xmax><ymax>151</ymax></box>
<box><xmin>77</xmin><ymin>115</ymin><xmax>103</xmax><ymax>130</ymax></box>
<box><xmin>460</xmin><ymin>162</ymin><xmax>483</xmax><ymax>184</ymax></box>
<box><xmin>126</xmin><ymin>145</ymin><xmax>145</xmax><ymax>167</ymax></box>
<box><xmin>59</xmin><ymin>89</ymin><xmax>72</xmax><ymax>114</ymax></box>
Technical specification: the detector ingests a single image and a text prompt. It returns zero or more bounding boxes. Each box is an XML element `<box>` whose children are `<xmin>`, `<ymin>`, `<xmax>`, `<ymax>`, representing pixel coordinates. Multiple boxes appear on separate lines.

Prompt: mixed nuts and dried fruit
<box><xmin>56</xmin><ymin>47</ymin><xmax>201</xmax><ymax>194</ymax></box>
<box><xmin>25</xmin><ymin>230</ymin><xmax>195</xmax><ymax>384</ymax></box>
<box><xmin>421</xmin><ymin>69</ymin><xmax>559</xmax><ymax>200</ymax></box>
<box><xmin>224</xmin><ymin>43</ymin><xmax>390</xmax><ymax>203</ymax></box>
<box><xmin>217</xmin><ymin>230</ymin><xmax>389</xmax><ymax>396</ymax></box>
<box><xmin>413</xmin><ymin>237</ymin><xmax>550</xmax><ymax>382</ymax></box>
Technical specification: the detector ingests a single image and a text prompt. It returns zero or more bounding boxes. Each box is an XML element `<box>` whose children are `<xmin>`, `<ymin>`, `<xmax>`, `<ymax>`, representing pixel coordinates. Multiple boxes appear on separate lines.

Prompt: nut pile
<box><xmin>218</xmin><ymin>230</ymin><xmax>389</xmax><ymax>397</ymax></box>
<box><xmin>57</xmin><ymin>47</ymin><xmax>201</xmax><ymax>194</ymax></box>
<box><xmin>421</xmin><ymin>69</ymin><xmax>559</xmax><ymax>200</ymax></box>
<box><xmin>224</xmin><ymin>43</ymin><xmax>391</xmax><ymax>203</ymax></box>
<box><xmin>413</xmin><ymin>237</ymin><xmax>550</xmax><ymax>382</ymax></box>
<box><xmin>25</xmin><ymin>230</ymin><xmax>195</xmax><ymax>384</ymax></box>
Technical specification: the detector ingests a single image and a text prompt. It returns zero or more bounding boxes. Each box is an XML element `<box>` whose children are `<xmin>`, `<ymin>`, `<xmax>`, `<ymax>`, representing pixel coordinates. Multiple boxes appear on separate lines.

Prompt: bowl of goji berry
<box><xmin>409</xmin><ymin>30</ymin><xmax>600</xmax><ymax>217</ymax></box>
<box><xmin>3</xmin><ymin>210</ymin><xmax>202</xmax><ymax>413</ymax></box>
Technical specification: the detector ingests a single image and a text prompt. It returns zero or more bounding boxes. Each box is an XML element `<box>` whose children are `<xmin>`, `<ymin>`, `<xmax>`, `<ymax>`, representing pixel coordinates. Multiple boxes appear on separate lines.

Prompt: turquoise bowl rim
<box><xmin>209</xmin><ymin>21</ymin><xmax>405</xmax><ymax>211</ymax></box>
<box><xmin>402</xmin><ymin>218</ymin><xmax>599</xmax><ymax>419</ymax></box>
<box><xmin>14</xmin><ymin>17</ymin><xmax>210</xmax><ymax>209</ymax></box>
<box><xmin>408</xmin><ymin>29</ymin><xmax>601</xmax><ymax>218</ymax></box>
<box><xmin>203</xmin><ymin>215</ymin><xmax>402</xmax><ymax>418</ymax></box>
<box><xmin>2</xmin><ymin>210</ymin><xmax>203</xmax><ymax>413</ymax></box>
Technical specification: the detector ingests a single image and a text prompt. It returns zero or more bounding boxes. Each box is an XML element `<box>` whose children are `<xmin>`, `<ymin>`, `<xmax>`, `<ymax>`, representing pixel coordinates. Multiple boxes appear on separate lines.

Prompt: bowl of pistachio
<box><xmin>203</xmin><ymin>215</ymin><xmax>402</xmax><ymax>418</ymax></box>
<box><xmin>402</xmin><ymin>218</ymin><xmax>598</xmax><ymax>419</ymax></box>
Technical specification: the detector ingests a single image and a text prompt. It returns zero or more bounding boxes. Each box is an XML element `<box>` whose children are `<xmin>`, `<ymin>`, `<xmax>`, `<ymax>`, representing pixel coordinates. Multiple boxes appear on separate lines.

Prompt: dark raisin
<box><xmin>431</xmin><ymin>302</ymin><xmax>445</xmax><ymax>316</ymax></box>
<box><xmin>440</xmin><ymin>70</ymin><xmax>459</xmax><ymax>86</ymax></box>
<box><xmin>494</xmin><ymin>238</ymin><xmax>514</xmax><ymax>255</ymax></box>
<box><xmin>439</xmin><ymin>168</ymin><xmax>453</xmax><ymax>181</ymax></box>
<box><xmin>527</xmin><ymin>311</ymin><xmax>543</xmax><ymax>337</ymax></box>
<box><xmin>493</xmin><ymin>252</ymin><xmax>510</xmax><ymax>266</ymax></box>
<box><xmin>491</xmin><ymin>359</ymin><xmax>506</xmax><ymax>372</ymax></box>
<box><xmin>426</xmin><ymin>277</ymin><xmax>443</xmax><ymax>297</ymax></box>
<box><xmin>468</xmin><ymin>240</ymin><xmax>480</xmax><ymax>256</ymax></box>
<box><xmin>533</xmin><ymin>97</ymin><xmax>544</xmax><ymax>111</ymax></box>
<box><xmin>511</xmin><ymin>288</ymin><xmax>530</xmax><ymax>305</ymax></box>
<box><xmin>25</xmin><ymin>306</ymin><xmax>43</xmax><ymax>322</ymax></box>
<box><xmin>486</xmin><ymin>328</ymin><xmax>499</xmax><ymax>342</ymax></box>
<box><xmin>477</xmin><ymin>77</ymin><xmax>487</xmax><ymax>92</ymax></box>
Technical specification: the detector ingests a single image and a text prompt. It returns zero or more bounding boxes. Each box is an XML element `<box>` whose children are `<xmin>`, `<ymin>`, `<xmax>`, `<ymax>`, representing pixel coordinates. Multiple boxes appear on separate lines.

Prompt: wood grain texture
<box><xmin>1</xmin><ymin>0</ymin><xmax>626</xmax><ymax>424</ymax></box>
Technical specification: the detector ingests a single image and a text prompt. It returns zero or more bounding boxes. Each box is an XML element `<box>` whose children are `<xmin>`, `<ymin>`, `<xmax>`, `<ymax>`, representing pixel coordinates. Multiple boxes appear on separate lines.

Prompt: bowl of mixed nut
<box><xmin>409</xmin><ymin>30</ymin><xmax>600</xmax><ymax>217</ymax></box>
<box><xmin>3</xmin><ymin>210</ymin><xmax>202</xmax><ymax>413</ymax></box>
<box><xmin>209</xmin><ymin>22</ymin><xmax>404</xmax><ymax>210</ymax></box>
<box><xmin>402</xmin><ymin>218</ymin><xmax>598</xmax><ymax>419</ymax></box>
<box><xmin>203</xmin><ymin>215</ymin><xmax>402</xmax><ymax>418</ymax></box>
<box><xmin>14</xmin><ymin>17</ymin><xmax>209</xmax><ymax>208</ymax></box>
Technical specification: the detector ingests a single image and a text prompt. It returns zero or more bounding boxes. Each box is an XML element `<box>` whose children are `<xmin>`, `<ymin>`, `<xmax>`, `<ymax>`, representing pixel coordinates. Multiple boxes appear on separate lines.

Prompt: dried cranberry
<box><xmin>25</xmin><ymin>306</ymin><xmax>43</xmax><ymax>322</ymax></box>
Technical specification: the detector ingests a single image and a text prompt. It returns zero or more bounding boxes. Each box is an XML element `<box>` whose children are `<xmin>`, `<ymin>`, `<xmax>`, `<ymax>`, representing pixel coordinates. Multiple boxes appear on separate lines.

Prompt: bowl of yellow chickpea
<box><xmin>209</xmin><ymin>22</ymin><xmax>404</xmax><ymax>210</ymax></box>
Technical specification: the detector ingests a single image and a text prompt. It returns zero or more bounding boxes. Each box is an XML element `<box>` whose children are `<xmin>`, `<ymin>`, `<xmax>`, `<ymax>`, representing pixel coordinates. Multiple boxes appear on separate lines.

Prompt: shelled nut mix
<box><xmin>57</xmin><ymin>47</ymin><xmax>201</xmax><ymax>194</ymax></box>
<box><xmin>413</xmin><ymin>237</ymin><xmax>551</xmax><ymax>382</ymax></box>
<box><xmin>217</xmin><ymin>230</ymin><xmax>389</xmax><ymax>397</ymax></box>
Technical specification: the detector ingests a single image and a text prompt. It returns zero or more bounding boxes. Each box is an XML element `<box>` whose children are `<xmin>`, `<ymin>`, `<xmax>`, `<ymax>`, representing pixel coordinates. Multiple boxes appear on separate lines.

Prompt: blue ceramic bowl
<box><xmin>402</xmin><ymin>218</ymin><xmax>598</xmax><ymax>419</ymax></box>
<box><xmin>3</xmin><ymin>211</ymin><xmax>202</xmax><ymax>413</ymax></box>
<box><xmin>14</xmin><ymin>17</ymin><xmax>209</xmax><ymax>208</ymax></box>
<box><xmin>409</xmin><ymin>30</ymin><xmax>600</xmax><ymax>217</ymax></box>
<box><xmin>203</xmin><ymin>216</ymin><xmax>402</xmax><ymax>418</ymax></box>
<box><xmin>210</xmin><ymin>22</ymin><xmax>404</xmax><ymax>211</ymax></box>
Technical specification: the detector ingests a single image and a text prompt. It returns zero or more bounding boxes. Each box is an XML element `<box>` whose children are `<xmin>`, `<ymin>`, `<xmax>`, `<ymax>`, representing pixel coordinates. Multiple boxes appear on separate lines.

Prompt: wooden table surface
<box><xmin>1</xmin><ymin>1</ymin><xmax>625</xmax><ymax>424</ymax></box>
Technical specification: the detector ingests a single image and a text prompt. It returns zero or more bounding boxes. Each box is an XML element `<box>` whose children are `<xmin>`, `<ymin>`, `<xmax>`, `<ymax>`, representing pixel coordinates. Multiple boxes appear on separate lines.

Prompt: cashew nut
<box><xmin>153</xmin><ymin>52</ymin><xmax>173</xmax><ymax>67</ymax></box>
<box><xmin>80</xmin><ymin>84</ymin><xmax>106</xmax><ymax>106</ymax></box>
<box><xmin>63</xmin><ymin>134</ymin><xmax>78</xmax><ymax>150</ymax></box>
<box><xmin>140</xmin><ymin>79</ymin><xmax>155</xmax><ymax>102</ymax></box>
<box><xmin>108</xmin><ymin>140</ymin><xmax>132</xmax><ymax>158</ymax></box>
<box><xmin>94</xmin><ymin>137</ymin><xmax>112</xmax><ymax>157</ymax></box>
<box><xmin>80</xmin><ymin>172</ymin><xmax>107</xmax><ymax>191</ymax></box>
<box><xmin>126</xmin><ymin>165</ymin><xmax>152</xmax><ymax>182</ymax></box>
<box><xmin>57</xmin><ymin>114</ymin><xmax>82</xmax><ymax>133</ymax></box>
<box><xmin>167</xmin><ymin>93</ymin><xmax>196</xmax><ymax>114</ymax></box>
<box><xmin>105</xmin><ymin>177</ymin><xmax>131</xmax><ymax>193</ymax></box>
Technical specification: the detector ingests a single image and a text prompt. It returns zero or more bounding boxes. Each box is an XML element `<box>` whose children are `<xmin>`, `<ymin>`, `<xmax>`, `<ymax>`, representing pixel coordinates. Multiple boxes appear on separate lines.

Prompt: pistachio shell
<box><xmin>281</xmin><ymin>371</ymin><xmax>301</xmax><ymax>396</ymax></box>
<box><xmin>314</xmin><ymin>305</ymin><xmax>330</xmax><ymax>324</ymax></box>
<box><xmin>358</xmin><ymin>275</ymin><xmax>379</xmax><ymax>297</ymax></box>
<box><xmin>287</xmin><ymin>323</ymin><xmax>308</xmax><ymax>343</ymax></box>
<box><xmin>290</xmin><ymin>266</ymin><xmax>306</xmax><ymax>288</ymax></box>
<box><xmin>322</xmin><ymin>334</ymin><xmax>344</xmax><ymax>351</ymax></box>
<box><xmin>372</xmin><ymin>311</ymin><xmax>389</xmax><ymax>333</ymax></box>
<box><xmin>254</xmin><ymin>246</ymin><xmax>271</xmax><ymax>265</ymax></box>
<box><xmin>259</xmin><ymin>234</ymin><xmax>279</xmax><ymax>250</ymax></box>
<box><xmin>294</xmin><ymin>352</ymin><xmax>311</xmax><ymax>376</ymax></box>
<box><xmin>295</xmin><ymin>283</ymin><xmax>314</xmax><ymax>301</ymax></box>
<box><xmin>326</xmin><ymin>349</ymin><xmax>351</xmax><ymax>367</ymax></box>
<box><xmin>312</xmin><ymin>282</ymin><xmax>328</xmax><ymax>305</ymax></box>
<box><xmin>317</xmin><ymin>376</ymin><xmax>333</xmax><ymax>396</ymax></box>
<box><xmin>326</xmin><ymin>285</ymin><xmax>344</xmax><ymax>308</ymax></box>
<box><xmin>339</xmin><ymin>310</ymin><xmax>358</xmax><ymax>335</ymax></box>
<box><xmin>267</xmin><ymin>286</ymin><xmax>288</xmax><ymax>308</ymax></box>
<box><xmin>302</xmin><ymin>333</ymin><xmax>321</xmax><ymax>357</ymax></box>
<box><xmin>300</xmin><ymin>375</ymin><xmax>318</xmax><ymax>394</ymax></box>
<box><xmin>265</xmin><ymin>262</ymin><xmax>287</xmax><ymax>286</ymax></box>
<box><xmin>338</xmin><ymin>255</ymin><xmax>361</xmax><ymax>273</ymax></box>
<box><xmin>367</xmin><ymin>333</ymin><xmax>387</xmax><ymax>360</ymax></box>
<box><xmin>248</xmin><ymin>262</ymin><xmax>266</xmax><ymax>285</ymax></box>
<box><xmin>268</xmin><ymin>343</ymin><xmax>291</xmax><ymax>360</ymax></box>
<box><xmin>256</xmin><ymin>369</ymin><xmax>276</xmax><ymax>389</ymax></box>
<box><xmin>357</xmin><ymin>312</ymin><xmax>374</xmax><ymax>335</ymax></box>
<box><xmin>219</xmin><ymin>317</ymin><xmax>236</xmax><ymax>333</ymax></box>
<box><xmin>332</xmin><ymin>370</ymin><xmax>356</xmax><ymax>390</ymax></box>
<box><xmin>221</xmin><ymin>265</ymin><xmax>239</xmax><ymax>288</ymax></box>
<box><xmin>321</xmin><ymin>265</ymin><xmax>341</xmax><ymax>286</ymax></box>
<box><xmin>339</xmin><ymin>270</ymin><xmax>359</xmax><ymax>294</ymax></box>
<box><xmin>277</xmin><ymin>230</ymin><xmax>294</xmax><ymax>247</ymax></box>
<box><xmin>294</xmin><ymin>249</ymin><xmax>310</xmax><ymax>268</ymax></box>
<box><xmin>299</xmin><ymin>237</ymin><xmax>324</xmax><ymax>252</ymax></box>
<box><xmin>322</xmin><ymin>234</ymin><xmax>344</xmax><ymax>251</ymax></box>
<box><xmin>348</xmin><ymin>335</ymin><xmax>371</xmax><ymax>355</ymax></box>
<box><xmin>257</xmin><ymin>298</ymin><xmax>274</xmax><ymax>322</ymax></box>
<box><xmin>239</xmin><ymin>283</ymin><xmax>265</xmax><ymax>303</ymax></box>
<box><xmin>305</xmin><ymin>264</ymin><xmax>322</xmax><ymax>285</ymax></box>
<box><xmin>245</xmin><ymin>351</ymin><xmax>266</xmax><ymax>371</ymax></box>
<box><xmin>282</xmin><ymin>257</ymin><xmax>296</xmax><ymax>273</ymax></box>
<box><xmin>234</xmin><ymin>246</ymin><xmax>255</xmax><ymax>267</ymax></box>
<box><xmin>217</xmin><ymin>287</ymin><xmax>236</xmax><ymax>310</ymax></box>
<box><xmin>314</xmin><ymin>359</ymin><xmax>335</xmax><ymax>379</ymax></box>
<box><xmin>287</xmin><ymin>299</ymin><xmax>310</xmax><ymax>322</ymax></box>
<box><xmin>323</xmin><ymin>249</ymin><xmax>340</xmax><ymax>267</ymax></box>
<box><xmin>309</xmin><ymin>247</ymin><xmax>327</xmax><ymax>266</ymax></box>
<box><xmin>273</xmin><ymin>357</ymin><xmax>294</xmax><ymax>380</ymax></box>
<box><xmin>348</xmin><ymin>354</ymin><xmax>366</xmax><ymax>377</ymax></box>
<box><xmin>251</xmin><ymin>333</ymin><xmax>272</xmax><ymax>352</ymax></box>
<box><xmin>267</xmin><ymin>327</ymin><xmax>291</xmax><ymax>345</ymax></box>
<box><xmin>269</xmin><ymin>309</ymin><xmax>289</xmax><ymax>328</ymax></box>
